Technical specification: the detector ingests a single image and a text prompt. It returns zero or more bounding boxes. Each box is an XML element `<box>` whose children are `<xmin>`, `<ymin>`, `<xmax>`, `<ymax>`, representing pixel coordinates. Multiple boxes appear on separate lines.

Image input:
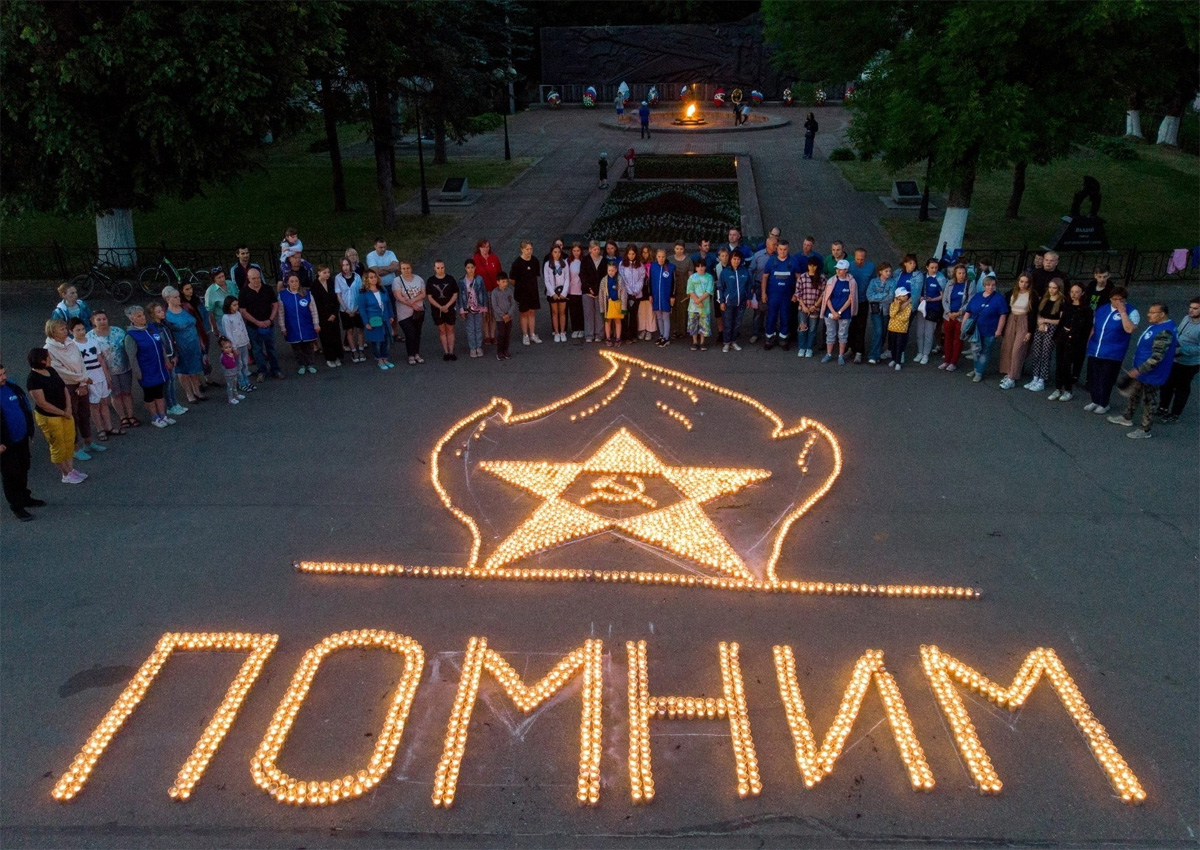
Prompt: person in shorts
<box><xmin>426</xmin><ymin>259</ymin><xmax>459</xmax><ymax>361</ymax></box>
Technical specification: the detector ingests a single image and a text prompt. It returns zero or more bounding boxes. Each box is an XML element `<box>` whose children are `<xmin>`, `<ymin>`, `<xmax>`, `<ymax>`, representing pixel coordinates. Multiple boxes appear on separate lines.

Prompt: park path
<box><xmin>402</xmin><ymin>105</ymin><xmax>898</xmax><ymax>270</ymax></box>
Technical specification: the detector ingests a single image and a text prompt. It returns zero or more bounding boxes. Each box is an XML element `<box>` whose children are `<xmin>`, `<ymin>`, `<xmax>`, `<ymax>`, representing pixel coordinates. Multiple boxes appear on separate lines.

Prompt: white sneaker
<box><xmin>165</xmin><ymin>416</ymin><xmax>177</xmax><ymax>425</ymax></box>
<box><xmin>152</xmin><ymin>417</ymin><xmax>169</xmax><ymax>428</ymax></box>
<box><xmin>1027</xmin><ymin>379</ymin><xmax>1044</xmax><ymax>392</ymax></box>
<box><xmin>228</xmin><ymin>397</ymin><xmax>240</xmax><ymax>405</ymax></box>
<box><xmin>854</xmin><ymin>353</ymin><xmax>862</xmax><ymax>363</ymax></box>
<box><xmin>237</xmin><ymin>393</ymin><xmax>247</xmax><ymax>400</ymax></box>
<box><xmin>327</xmin><ymin>360</ymin><xmax>337</xmax><ymax>368</ymax></box>
<box><xmin>1059</xmin><ymin>392</ymin><xmax>1073</xmax><ymax>402</ymax></box>
<box><xmin>805</xmin><ymin>349</ymin><xmax>814</xmax><ymax>358</ymax></box>
<box><xmin>1107</xmin><ymin>415</ymin><xmax>1134</xmax><ymax>426</ymax></box>
<box><xmin>1094</xmin><ymin>406</ymin><xmax>1109</xmax><ymax>415</ymax></box>
<box><xmin>723</xmin><ymin>343</ymin><xmax>730</xmax><ymax>353</ymax></box>
<box><xmin>531</xmin><ymin>334</ymin><xmax>543</xmax><ymax>344</ymax></box>
<box><xmin>1083</xmin><ymin>402</ymin><xmax>1098</xmax><ymax>412</ymax></box>
<box><xmin>731</xmin><ymin>342</ymin><xmax>741</xmax><ymax>351</ymax></box>
<box><xmin>1047</xmin><ymin>390</ymin><xmax>1061</xmax><ymax>400</ymax></box>
<box><xmin>167</xmin><ymin>404</ymin><xmax>188</xmax><ymax>415</ymax></box>
<box><xmin>894</xmin><ymin>362</ymin><xmax>901</xmax><ymax>371</ymax></box>
<box><xmin>523</xmin><ymin>334</ymin><xmax>531</xmax><ymax>346</ymax></box>
<box><xmin>999</xmin><ymin>377</ymin><xmax>1014</xmax><ymax>390</ymax></box>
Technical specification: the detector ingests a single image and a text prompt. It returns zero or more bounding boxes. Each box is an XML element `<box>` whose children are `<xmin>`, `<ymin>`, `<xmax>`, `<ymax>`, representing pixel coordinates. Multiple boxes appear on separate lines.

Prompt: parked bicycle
<box><xmin>138</xmin><ymin>253</ymin><xmax>209</xmax><ymax>296</ymax></box>
<box><xmin>69</xmin><ymin>261</ymin><xmax>135</xmax><ymax>304</ymax></box>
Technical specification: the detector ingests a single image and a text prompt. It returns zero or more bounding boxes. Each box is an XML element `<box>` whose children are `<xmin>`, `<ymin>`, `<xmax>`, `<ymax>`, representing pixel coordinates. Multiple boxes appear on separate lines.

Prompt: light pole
<box><xmin>403</xmin><ymin>77</ymin><xmax>434</xmax><ymax>215</ymax></box>
<box><xmin>494</xmin><ymin>66</ymin><xmax>516</xmax><ymax>162</ymax></box>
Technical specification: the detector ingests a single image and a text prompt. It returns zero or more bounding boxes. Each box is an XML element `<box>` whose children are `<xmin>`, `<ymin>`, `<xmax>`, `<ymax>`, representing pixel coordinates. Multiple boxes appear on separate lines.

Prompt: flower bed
<box><xmin>586</xmin><ymin>182</ymin><xmax>740</xmax><ymax>244</ymax></box>
<box><xmin>632</xmin><ymin>154</ymin><xmax>737</xmax><ymax>181</ymax></box>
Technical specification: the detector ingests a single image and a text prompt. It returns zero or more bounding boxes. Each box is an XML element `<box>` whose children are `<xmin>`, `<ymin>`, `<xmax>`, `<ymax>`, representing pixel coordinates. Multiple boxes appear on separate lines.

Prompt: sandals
<box><xmin>111</xmin><ymin>423</ymin><xmax>128</xmax><ymax>436</ymax></box>
<box><xmin>96</xmin><ymin>429</ymin><xmax>110</xmax><ymax>441</ymax></box>
<box><xmin>123</xmin><ymin>416</ymin><xmax>141</xmax><ymax>428</ymax></box>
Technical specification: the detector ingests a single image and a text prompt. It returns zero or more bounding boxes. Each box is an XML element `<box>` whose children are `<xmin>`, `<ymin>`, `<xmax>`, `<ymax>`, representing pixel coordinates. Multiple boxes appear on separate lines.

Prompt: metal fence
<box><xmin>0</xmin><ymin>243</ymin><xmax>367</xmax><ymax>286</ymax></box>
<box><xmin>538</xmin><ymin>82</ymin><xmax>843</xmax><ymax>105</ymax></box>
<box><xmin>2</xmin><ymin>242</ymin><xmax>1195</xmax><ymax>286</ymax></box>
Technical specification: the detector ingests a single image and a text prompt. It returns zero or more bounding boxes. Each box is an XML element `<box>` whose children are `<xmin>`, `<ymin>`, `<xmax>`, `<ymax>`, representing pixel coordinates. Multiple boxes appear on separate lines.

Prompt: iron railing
<box><xmin>2</xmin><ymin>242</ymin><xmax>1195</xmax><ymax>286</ymax></box>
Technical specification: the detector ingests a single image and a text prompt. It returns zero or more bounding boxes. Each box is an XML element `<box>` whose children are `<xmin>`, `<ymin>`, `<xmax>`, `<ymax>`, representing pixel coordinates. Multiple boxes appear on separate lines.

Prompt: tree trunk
<box><xmin>918</xmin><ymin>157</ymin><xmax>932</xmax><ymax>222</ymax></box>
<box><xmin>1157</xmin><ymin>96</ymin><xmax>1183</xmax><ymax>145</ymax></box>
<box><xmin>1157</xmin><ymin>115</ymin><xmax>1181</xmax><ymax>146</ymax></box>
<box><xmin>368</xmin><ymin>80</ymin><xmax>397</xmax><ymax>230</ymax></box>
<box><xmin>387</xmin><ymin>90</ymin><xmax>399</xmax><ymax>188</ymax></box>
<box><xmin>933</xmin><ymin>152</ymin><xmax>978</xmax><ymax>258</ymax></box>
<box><xmin>95</xmin><ymin>209</ymin><xmax>137</xmax><ymax>268</ymax></box>
<box><xmin>1005</xmin><ymin>160</ymin><xmax>1027</xmax><ymax>219</ymax></box>
<box><xmin>320</xmin><ymin>76</ymin><xmax>347</xmax><ymax>213</ymax></box>
<box><xmin>433</xmin><ymin>117</ymin><xmax>447</xmax><ymax>166</ymax></box>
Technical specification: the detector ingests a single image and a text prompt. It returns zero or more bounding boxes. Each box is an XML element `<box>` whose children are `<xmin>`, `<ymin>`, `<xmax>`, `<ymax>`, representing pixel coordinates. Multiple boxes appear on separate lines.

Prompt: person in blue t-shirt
<box><xmin>847</xmin><ymin>248</ymin><xmax>876</xmax><ymax>362</ymax></box>
<box><xmin>638</xmin><ymin>101</ymin><xmax>651</xmax><ymax>139</ymax></box>
<box><xmin>963</xmin><ymin>274</ymin><xmax>1009</xmax><ymax>382</ymax></box>
<box><xmin>0</xmin><ymin>364</ymin><xmax>42</xmax><ymax>520</ymax></box>
<box><xmin>760</xmin><ymin>241</ymin><xmax>801</xmax><ymax>350</ymax></box>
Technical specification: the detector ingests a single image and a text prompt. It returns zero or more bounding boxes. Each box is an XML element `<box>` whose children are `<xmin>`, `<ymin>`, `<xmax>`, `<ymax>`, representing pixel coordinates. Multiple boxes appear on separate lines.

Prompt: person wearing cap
<box><xmin>638</xmin><ymin>101</ymin><xmax>651</xmax><ymax>139</ymax></box>
<box><xmin>204</xmin><ymin>268</ymin><xmax>238</xmax><ymax>340</ymax></box>
<box><xmin>819</xmin><ymin>259</ymin><xmax>858</xmax><ymax>364</ymax></box>
<box><xmin>887</xmin><ymin>286</ymin><xmax>913</xmax><ymax>370</ymax></box>
<box><xmin>962</xmin><ymin>274</ymin><xmax>1009</xmax><ymax>383</ymax></box>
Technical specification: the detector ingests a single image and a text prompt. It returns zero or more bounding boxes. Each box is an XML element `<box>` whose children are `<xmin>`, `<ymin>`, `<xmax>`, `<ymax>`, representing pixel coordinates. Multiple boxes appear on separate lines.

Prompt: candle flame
<box><xmin>685</xmin><ymin>103</ymin><xmax>697</xmax><ymax>119</ymax></box>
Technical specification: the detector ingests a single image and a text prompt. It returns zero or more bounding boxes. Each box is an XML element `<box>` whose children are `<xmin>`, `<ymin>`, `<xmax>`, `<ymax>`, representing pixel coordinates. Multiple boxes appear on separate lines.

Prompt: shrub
<box><xmin>1089</xmin><ymin>134</ymin><xmax>1140</xmax><ymax>161</ymax></box>
<box><xmin>857</xmin><ymin>148</ymin><xmax>875</xmax><ymax>162</ymax></box>
<box><xmin>829</xmin><ymin>147</ymin><xmax>856</xmax><ymax>161</ymax></box>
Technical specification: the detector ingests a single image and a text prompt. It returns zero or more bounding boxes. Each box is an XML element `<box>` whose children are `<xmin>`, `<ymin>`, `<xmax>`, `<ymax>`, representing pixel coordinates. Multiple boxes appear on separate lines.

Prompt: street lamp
<box><xmin>494</xmin><ymin>66</ymin><xmax>517</xmax><ymax>162</ymax></box>
<box><xmin>402</xmin><ymin>76</ymin><xmax>434</xmax><ymax>215</ymax></box>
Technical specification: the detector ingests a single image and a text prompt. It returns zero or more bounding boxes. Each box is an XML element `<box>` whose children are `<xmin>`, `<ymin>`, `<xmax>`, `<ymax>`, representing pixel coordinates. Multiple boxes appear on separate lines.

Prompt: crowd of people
<box><xmin>2</xmin><ymin>226</ymin><xmax>1197</xmax><ymax>522</ymax></box>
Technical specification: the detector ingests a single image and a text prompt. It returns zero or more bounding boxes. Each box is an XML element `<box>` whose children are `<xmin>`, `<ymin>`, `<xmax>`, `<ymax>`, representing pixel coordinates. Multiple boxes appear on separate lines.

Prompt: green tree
<box><xmin>1</xmin><ymin>1</ymin><xmax>313</xmax><ymax>258</ymax></box>
<box><xmin>764</xmin><ymin>1</ymin><xmax>1119</xmax><ymax>255</ymax></box>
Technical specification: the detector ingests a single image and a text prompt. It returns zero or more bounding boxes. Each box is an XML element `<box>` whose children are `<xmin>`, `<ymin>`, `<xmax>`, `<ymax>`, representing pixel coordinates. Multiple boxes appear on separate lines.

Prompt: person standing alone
<box><xmin>638</xmin><ymin>101</ymin><xmax>651</xmax><ymax>139</ymax></box>
<box><xmin>803</xmin><ymin>112</ymin><xmax>818</xmax><ymax>159</ymax></box>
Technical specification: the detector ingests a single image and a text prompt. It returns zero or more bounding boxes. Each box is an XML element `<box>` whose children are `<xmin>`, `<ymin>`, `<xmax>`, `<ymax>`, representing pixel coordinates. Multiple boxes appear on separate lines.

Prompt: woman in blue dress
<box><xmin>357</xmin><ymin>269</ymin><xmax>395</xmax><ymax>369</ymax></box>
<box><xmin>161</xmin><ymin>285</ymin><xmax>208</xmax><ymax>403</ymax></box>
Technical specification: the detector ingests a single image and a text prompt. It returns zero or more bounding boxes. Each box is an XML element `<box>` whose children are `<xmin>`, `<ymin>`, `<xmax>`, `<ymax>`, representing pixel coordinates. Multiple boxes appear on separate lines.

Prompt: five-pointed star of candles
<box><xmin>478</xmin><ymin>428</ymin><xmax>770</xmax><ymax>579</ymax></box>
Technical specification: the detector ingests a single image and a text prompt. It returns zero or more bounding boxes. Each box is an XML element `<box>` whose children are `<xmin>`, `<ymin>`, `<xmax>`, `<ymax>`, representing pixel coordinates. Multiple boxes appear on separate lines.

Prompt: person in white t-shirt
<box><xmin>366</xmin><ymin>237</ymin><xmax>400</xmax><ymax>339</ymax></box>
<box><xmin>392</xmin><ymin>261</ymin><xmax>426</xmax><ymax>365</ymax></box>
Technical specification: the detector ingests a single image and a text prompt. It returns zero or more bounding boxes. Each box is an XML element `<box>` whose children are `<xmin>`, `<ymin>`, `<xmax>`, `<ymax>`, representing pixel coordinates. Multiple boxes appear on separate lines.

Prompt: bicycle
<box><xmin>138</xmin><ymin>253</ymin><xmax>209</xmax><ymax>296</ymax></box>
<box><xmin>69</xmin><ymin>261</ymin><xmax>135</xmax><ymax>304</ymax></box>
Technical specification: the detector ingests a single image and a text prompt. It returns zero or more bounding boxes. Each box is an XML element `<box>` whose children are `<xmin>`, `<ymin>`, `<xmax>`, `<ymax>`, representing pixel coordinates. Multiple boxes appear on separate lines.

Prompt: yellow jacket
<box><xmin>888</xmin><ymin>299</ymin><xmax>912</xmax><ymax>333</ymax></box>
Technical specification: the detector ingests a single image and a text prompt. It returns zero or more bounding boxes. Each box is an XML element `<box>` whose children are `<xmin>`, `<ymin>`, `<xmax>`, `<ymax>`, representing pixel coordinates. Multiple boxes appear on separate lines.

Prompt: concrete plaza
<box><xmin>1</xmin><ymin>107</ymin><xmax>1197</xmax><ymax>848</ymax></box>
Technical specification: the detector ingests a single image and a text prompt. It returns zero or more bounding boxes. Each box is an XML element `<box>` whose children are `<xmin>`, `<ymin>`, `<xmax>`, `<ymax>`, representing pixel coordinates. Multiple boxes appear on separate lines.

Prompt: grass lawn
<box><xmin>834</xmin><ymin>143</ymin><xmax>1199</xmax><ymax>252</ymax></box>
<box><xmin>2</xmin><ymin>121</ymin><xmax>534</xmax><ymax>264</ymax></box>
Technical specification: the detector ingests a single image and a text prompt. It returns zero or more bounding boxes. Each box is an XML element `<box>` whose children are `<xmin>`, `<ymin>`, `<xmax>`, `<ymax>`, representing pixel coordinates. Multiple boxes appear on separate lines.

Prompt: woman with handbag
<box><xmin>357</xmin><ymin>270</ymin><xmax>395</xmax><ymax>369</ymax></box>
<box><xmin>393</xmin><ymin>262</ymin><xmax>426</xmax><ymax>365</ymax></box>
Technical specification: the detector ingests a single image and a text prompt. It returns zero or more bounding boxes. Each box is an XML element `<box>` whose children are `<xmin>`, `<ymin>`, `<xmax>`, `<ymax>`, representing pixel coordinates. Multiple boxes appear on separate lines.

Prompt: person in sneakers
<box><xmin>219</xmin><ymin>297</ymin><xmax>253</xmax><ymax>394</ymax></box>
<box><xmin>510</xmin><ymin>241</ymin><xmax>542</xmax><ymax>345</ymax></box>
<box><xmin>43</xmin><ymin>318</ymin><xmax>97</xmax><ymax>461</ymax></box>
<box><xmin>26</xmin><ymin>347</ymin><xmax>87</xmax><ymax>483</ymax></box>
<box><xmin>392</xmin><ymin>262</ymin><xmax>426</xmax><ymax>365</ymax></box>
<box><xmin>490</xmin><ymin>272</ymin><xmax>516</xmax><ymax>360</ymax></box>
<box><xmin>1049</xmin><ymin>284</ymin><xmax>1092</xmax><ymax>402</ymax></box>
<box><xmin>277</xmin><ymin>272</ymin><xmax>321</xmax><ymax>374</ymax></box>
<box><xmin>123</xmin><ymin>305</ymin><xmax>174</xmax><ymax>427</ymax></box>
<box><xmin>1107</xmin><ymin>303</ymin><xmax>1177</xmax><ymax>439</ymax></box>
<box><xmin>793</xmin><ymin>256</ymin><xmax>824</xmax><ymax>358</ymax></box>
<box><xmin>336</xmin><ymin>258</ymin><xmax>365</xmax><ymax>362</ymax></box>
<box><xmin>426</xmin><ymin>260</ymin><xmax>459</xmax><ymax>362</ymax></box>
<box><xmin>544</xmin><ymin>244</ymin><xmax>572</xmax><ymax>343</ymax></box>
<box><xmin>1024</xmin><ymin>278</ymin><xmax>1064</xmax><ymax>393</ymax></box>
<box><xmin>938</xmin><ymin>263</ymin><xmax>973</xmax><ymax>371</ymax></box>
<box><xmin>865</xmin><ymin>262</ymin><xmax>894</xmax><ymax>364</ymax></box>
<box><xmin>718</xmin><ymin>251</ymin><xmax>753</xmax><ymax>352</ymax></box>
<box><xmin>579</xmin><ymin>241</ymin><xmax>607</xmax><ymax>343</ymax></box>
<box><xmin>618</xmin><ymin>244</ymin><xmax>646</xmax><ymax>343</ymax></box>
<box><xmin>602</xmin><ymin>257</ymin><xmax>627</xmax><ymax>346</ymax></box>
<box><xmin>963</xmin><ymin>274</ymin><xmax>1009</xmax><ymax>383</ymax></box>
<box><xmin>1</xmin><ymin>363</ymin><xmax>46</xmax><ymax>519</ymax></box>
<box><xmin>239</xmin><ymin>268</ymin><xmax>282</xmax><ymax>382</ymax></box>
<box><xmin>998</xmin><ymin>273</ymin><xmax>1037</xmax><ymax>389</ymax></box>
<box><xmin>847</xmin><ymin>248</ymin><xmax>876</xmax><ymax>363</ymax></box>
<box><xmin>358</xmin><ymin>269</ymin><xmax>396</xmax><ymax>369</ymax></box>
<box><xmin>887</xmin><ymin>287</ymin><xmax>913</xmax><ymax>370</ymax></box>
<box><xmin>819</xmin><ymin>259</ymin><xmax>858</xmax><ymax>364</ymax></box>
<box><xmin>649</xmin><ymin>247</ymin><xmax>676</xmax><ymax>346</ymax></box>
<box><xmin>458</xmin><ymin>260</ymin><xmax>488</xmax><ymax>358</ymax></box>
<box><xmin>761</xmin><ymin>239</ymin><xmax>801</xmax><ymax>350</ymax></box>
<box><xmin>1157</xmin><ymin>296</ymin><xmax>1200</xmax><ymax>422</ymax></box>
<box><xmin>69</xmin><ymin>318</ymin><xmax>115</xmax><ymax>444</ymax></box>
<box><xmin>310</xmin><ymin>264</ymin><xmax>345</xmax><ymax>368</ymax></box>
<box><xmin>1084</xmin><ymin>287</ymin><xmax>1140</xmax><ymax>415</ymax></box>
<box><xmin>218</xmin><ymin>337</ymin><xmax>246</xmax><ymax>405</ymax></box>
<box><xmin>913</xmin><ymin>258</ymin><xmax>945</xmax><ymax>364</ymax></box>
<box><xmin>686</xmin><ymin>258</ymin><xmax>714</xmax><ymax>351</ymax></box>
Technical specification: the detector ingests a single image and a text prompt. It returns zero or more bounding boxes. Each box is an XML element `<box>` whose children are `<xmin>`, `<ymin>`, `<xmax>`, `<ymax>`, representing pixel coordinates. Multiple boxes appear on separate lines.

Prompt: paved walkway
<box><xmin>398</xmin><ymin>106</ymin><xmax>895</xmax><ymax>269</ymax></box>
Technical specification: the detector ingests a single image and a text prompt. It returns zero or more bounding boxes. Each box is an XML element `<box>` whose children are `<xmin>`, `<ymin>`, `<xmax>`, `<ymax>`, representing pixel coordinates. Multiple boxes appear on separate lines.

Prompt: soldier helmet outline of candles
<box><xmin>547</xmin><ymin>91</ymin><xmax>562</xmax><ymax>107</ymax></box>
<box><xmin>582</xmin><ymin>86</ymin><xmax>597</xmax><ymax>108</ymax></box>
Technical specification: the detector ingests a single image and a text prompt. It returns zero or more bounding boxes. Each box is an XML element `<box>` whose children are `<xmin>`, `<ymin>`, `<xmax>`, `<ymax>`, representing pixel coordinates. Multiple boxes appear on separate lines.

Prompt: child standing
<box><xmin>601</xmin><ymin>258</ymin><xmax>626</xmax><ymax>346</ymax></box>
<box><xmin>218</xmin><ymin>338</ymin><xmax>246</xmax><ymax>404</ymax></box>
<box><xmin>220</xmin><ymin>296</ymin><xmax>253</xmax><ymax>392</ymax></box>
<box><xmin>458</xmin><ymin>259</ymin><xmax>488</xmax><ymax>358</ymax></box>
<box><xmin>686</xmin><ymin>259</ymin><xmax>714</xmax><ymax>351</ymax></box>
<box><xmin>70</xmin><ymin>318</ymin><xmax>114</xmax><ymax>442</ymax></box>
<box><xmin>888</xmin><ymin>287</ymin><xmax>913</xmax><ymax>371</ymax></box>
<box><xmin>279</xmin><ymin>227</ymin><xmax>304</xmax><ymax>266</ymax></box>
<box><xmin>491</xmin><ymin>272</ymin><xmax>516</xmax><ymax>360</ymax></box>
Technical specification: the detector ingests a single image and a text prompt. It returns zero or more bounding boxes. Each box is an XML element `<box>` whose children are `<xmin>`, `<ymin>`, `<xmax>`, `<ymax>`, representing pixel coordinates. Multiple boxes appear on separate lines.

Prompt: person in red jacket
<box><xmin>472</xmin><ymin>239</ymin><xmax>503</xmax><ymax>346</ymax></box>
